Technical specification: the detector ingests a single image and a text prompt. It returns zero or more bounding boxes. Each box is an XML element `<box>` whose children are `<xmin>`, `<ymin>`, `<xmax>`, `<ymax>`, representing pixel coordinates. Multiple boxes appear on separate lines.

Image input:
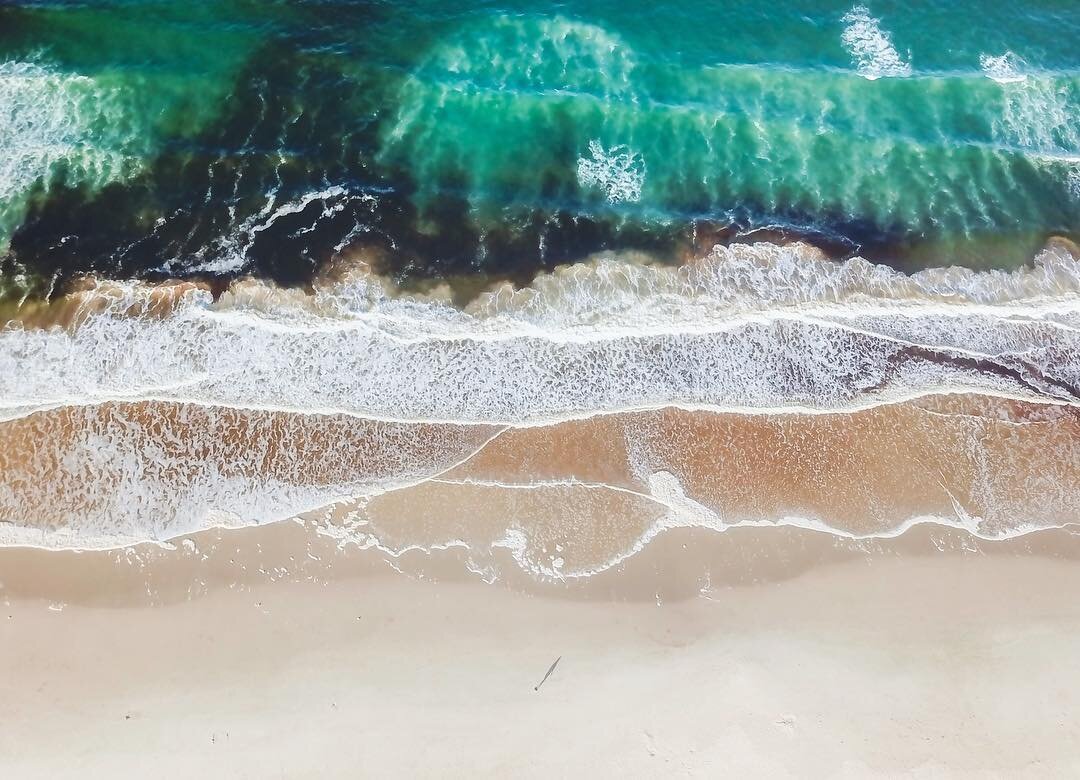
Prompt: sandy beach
<box><xmin>4</xmin><ymin>524</ymin><xmax>1080</xmax><ymax>778</ymax></box>
<box><xmin>2</xmin><ymin>1</ymin><xmax>1080</xmax><ymax>775</ymax></box>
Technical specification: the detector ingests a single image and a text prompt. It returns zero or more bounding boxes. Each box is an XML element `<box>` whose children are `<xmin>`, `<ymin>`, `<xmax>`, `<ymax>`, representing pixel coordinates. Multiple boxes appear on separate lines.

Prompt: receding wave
<box><xmin>1</xmin><ymin>240</ymin><xmax>1078</xmax><ymax>567</ymax></box>
<box><xmin>1</xmin><ymin>397</ymin><xmax>1077</xmax><ymax>579</ymax></box>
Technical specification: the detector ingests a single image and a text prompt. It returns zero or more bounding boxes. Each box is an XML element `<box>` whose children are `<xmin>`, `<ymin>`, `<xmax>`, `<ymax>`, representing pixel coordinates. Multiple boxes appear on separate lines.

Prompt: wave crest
<box><xmin>0</xmin><ymin>60</ymin><xmax>147</xmax><ymax>245</ymax></box>
<box><xmin>840</xmin><ymin>5</ymin><xmax>912</xmax><ymax>80</ymax></box>
<box><xmin>2</xmin><ymin>241</ymin><xmax>1079</xmax><ymax>426</ymax></box>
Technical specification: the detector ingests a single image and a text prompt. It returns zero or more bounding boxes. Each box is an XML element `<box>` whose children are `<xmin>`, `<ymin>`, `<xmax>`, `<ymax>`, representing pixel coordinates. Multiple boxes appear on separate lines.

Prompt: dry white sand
<box><xmin>3</xmin><ymin>546</ymin><xmax>1080</xmax><ymax>778</ymax></box>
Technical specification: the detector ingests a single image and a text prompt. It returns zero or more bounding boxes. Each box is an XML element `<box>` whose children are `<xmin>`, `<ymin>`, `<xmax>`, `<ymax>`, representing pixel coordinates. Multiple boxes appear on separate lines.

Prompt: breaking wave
<box><xmin>0</xmin><ymin>60</ymin><xmax>148</xmax><ymax>246</ymax></box>
<box><xmin>3</xmin><ymin>241</ymin><xmax>1080</xmax><ymax>424</ymax></box>
<box><xmin>840</xmin><ymin>5</ymin><xmax>912</xmax><ymax>80</ymax></box>
<box><xmin>980</xmin><ymin>52</ymin><xmax>1027</xmax><ymax>84</ymax></box>
<box><xmin>1</xmin><ymin>240</ymin><xmax>1079</xmax><ymax>566</ymax></box>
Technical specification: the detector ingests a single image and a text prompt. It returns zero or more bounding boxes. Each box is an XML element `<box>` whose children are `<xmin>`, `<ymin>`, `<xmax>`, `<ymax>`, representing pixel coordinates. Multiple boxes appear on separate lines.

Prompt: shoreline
<box><xmin>3</xmin><ymin>393</ymin><xmax>1076</xmax><ymax>556</ymax></box>
<box><xmin>5</xmin><ymin>519</ymin><xmax>1080</xmax><ymax>606</ymax></box>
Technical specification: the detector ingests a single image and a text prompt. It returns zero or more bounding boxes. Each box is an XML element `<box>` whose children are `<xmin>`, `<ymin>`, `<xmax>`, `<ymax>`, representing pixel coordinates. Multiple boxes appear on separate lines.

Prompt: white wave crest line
<box><xmin>4</xmin><ymin>308</ymin><xmax>1075</xmax><ymax>421</ymax></box>
<box><xmin>792</xmin><ymin>314</ymin><xmax>1080</xmax><ymax>367</ymax></box>
<box><xmin>424</xmin><ymin>476</ymin><xmax>1080</xmax><ymax>546</ymax></box>
<box><xmin>536</xmin><ymin>515</ymin><xmax>1080</xmax><ymax>583</ymax></box>
<box><xmin>0</xmin><ymin>384</ymin><xmax>1076</xmax><ymax>428</ymax></box>
<box><xmin>12</xmin><ymin>308</ymin><xmax>1080</xmax><ymax>387</ymax></box>
<box><xmin>840</xmin><ymin>5</ymin><xmax>912</xmax><ymax>80</ymax></box>
<box><xmin>188</xmin><ymin>298</ymin><xmax>1080</xmax><ymax>346</ymax></box>
<box><xmin>428</xmin><ymin>476</ymin><xmax>655</xmax><ymax>501</ymax></box>
<box><xmin>316</xmin><ymin>535</ymin><xmax>477</xmax><ymax>563</ymax></box>
<box><xmin>53</xmin><ymin>294</ymin><xmax>1080</xmax><ymax>358</ymax></box>
<box><xmin>383</xmin><ymin>426</ymin><xmax>511</xmax><ymax>490</ymax></box>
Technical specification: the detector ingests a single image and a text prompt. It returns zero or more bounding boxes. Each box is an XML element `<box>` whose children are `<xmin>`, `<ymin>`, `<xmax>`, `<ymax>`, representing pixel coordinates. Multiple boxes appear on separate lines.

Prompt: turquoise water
<box><xmin>1</xmin><ymin>0</ymin><xmax>1078</xmax><ymax>292</ymax></box>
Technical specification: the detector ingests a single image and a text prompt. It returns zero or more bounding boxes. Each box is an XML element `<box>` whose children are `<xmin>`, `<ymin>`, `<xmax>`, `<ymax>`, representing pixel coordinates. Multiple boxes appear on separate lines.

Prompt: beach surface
<box><xmin>4</xmin><ymin>528</ymin><xmax>1080</xmax><ymax>778</ymax></box>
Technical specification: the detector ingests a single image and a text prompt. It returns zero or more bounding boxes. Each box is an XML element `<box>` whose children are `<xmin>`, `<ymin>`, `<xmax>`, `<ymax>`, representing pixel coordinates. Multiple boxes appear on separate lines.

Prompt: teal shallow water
<box><xmin>0</xmin><ymin>0</ymin><xmax>1078</xmax><ymax>293</ymax></box>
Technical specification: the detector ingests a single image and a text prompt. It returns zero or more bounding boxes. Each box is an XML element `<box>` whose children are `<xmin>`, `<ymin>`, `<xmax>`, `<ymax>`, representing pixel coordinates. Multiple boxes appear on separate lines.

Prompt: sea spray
<box><xmin>840</xmin><ymin>5</ymin><xmax>912</xmax><ymax>79</ymax></box>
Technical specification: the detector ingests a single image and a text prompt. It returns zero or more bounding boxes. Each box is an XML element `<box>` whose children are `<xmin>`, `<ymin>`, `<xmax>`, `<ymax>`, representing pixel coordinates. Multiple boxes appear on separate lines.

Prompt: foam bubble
<box><xmin>980</xmin><ymin>52</ymin><xmax>1028</xmax><ymax>84</ymax></box>
<box><xmin>576</xmin><ymin>140</ymin><xmax>646</xmax><ymax>204</ymax></box>
<box><xmin>840</xmin><ymin>6</ymin><xmax>912</xmax><ymax>80</ymax></box>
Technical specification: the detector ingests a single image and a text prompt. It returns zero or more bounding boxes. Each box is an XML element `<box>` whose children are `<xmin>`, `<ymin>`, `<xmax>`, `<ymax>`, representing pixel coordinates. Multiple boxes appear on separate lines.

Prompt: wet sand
<box><xmin>3</xmin><ymin>533</ymin><xmax>1080</xmax><ymax>778</ymax></box>
<box><xmin>3</xmin><ymin>395</ymin><xmax>1076</xmax><ymax>561</ymax></box>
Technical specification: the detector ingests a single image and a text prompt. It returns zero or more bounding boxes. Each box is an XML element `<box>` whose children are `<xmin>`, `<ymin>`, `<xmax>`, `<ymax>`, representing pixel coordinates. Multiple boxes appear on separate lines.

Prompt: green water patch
<box><xmin>0</xmin><ymin>1</ymin><xmax>282</xmax><ymax>250</ymax></box>
<box><xmin>0</xmin><ymin>61</ymin><xmax>149</xmax><ymax>241</ymax></box>
<box><xmin>2</xmin><ymin>0</ymin><xmax>1079</xmax><ymax>296</ymax></box>
<box><xmin>2</xmin><ymin>12</ymin><xmax>682</xmax><ymax>291</ymax></box>
<box><xmin>5</xmin><ymin>48</ymin><xmax>387</xmax><ymax>285</ymax></box>
<box><xmin>381</xmin><ymin>13</ymin><xmax>1080</xmax><ymax>240</ymax></box>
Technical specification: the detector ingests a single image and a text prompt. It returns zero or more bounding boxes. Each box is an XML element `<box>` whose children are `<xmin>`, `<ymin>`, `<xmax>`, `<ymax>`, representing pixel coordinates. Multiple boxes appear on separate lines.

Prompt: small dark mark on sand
<box><xmin>534</xmin><ymin>656</ymin><xmax>561</xmax><ymax>692</ymax></box>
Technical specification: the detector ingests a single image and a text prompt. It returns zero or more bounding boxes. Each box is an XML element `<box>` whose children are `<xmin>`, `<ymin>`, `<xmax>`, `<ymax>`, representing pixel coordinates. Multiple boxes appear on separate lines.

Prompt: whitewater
<box><xmin>1</xmin><ymin>241</ymin><xmax>1077</xmax><ymax>577</ymax></box>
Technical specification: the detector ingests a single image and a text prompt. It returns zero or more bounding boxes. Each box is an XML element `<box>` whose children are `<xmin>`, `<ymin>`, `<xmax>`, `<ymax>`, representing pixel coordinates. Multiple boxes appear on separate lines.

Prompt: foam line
<box><xmin>3</xmin><ymin>244</ymin><xmax>1079</xmax><ymax>426</ymax></box>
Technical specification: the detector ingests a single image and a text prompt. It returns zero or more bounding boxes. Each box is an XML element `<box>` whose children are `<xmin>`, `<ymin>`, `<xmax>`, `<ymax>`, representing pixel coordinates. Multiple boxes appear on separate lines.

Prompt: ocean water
<box><xmin>0</xmin><ymin>1</ymin><xmax>1078</xmax><ymax>572</ymax></box>
<box><xmin>0</xmin><ymin>0</ymin><xmax>1078</xmax><ymax>295</ymax></box>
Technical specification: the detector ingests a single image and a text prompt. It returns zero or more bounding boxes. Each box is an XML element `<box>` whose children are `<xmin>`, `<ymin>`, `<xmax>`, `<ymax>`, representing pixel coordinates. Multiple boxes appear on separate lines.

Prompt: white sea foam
<box><xmin>1</xmin><ymin>242</ymin><xmax>1079</xmax><ymax>427</ymax></box>
<box><xmin>576</xmin><ymin>140</ymin><xmax>646</xmax><ymax>203</ymax></box>
<box><xmin>0</xmin><ymin>60</ymin><xmax>145</xmax><ymax>242</ymax></box>
<box><xmin>2</xmin><ymin>241</ymin><xmax>1079</xmax><ymax>555</ymax></box>
<box><xmin>840</xmin><ymin>6</ymin><xmax>912</xmax><ymax>79</ymax></box>
<box><xmin>165</xmin><ymin>186</ymin><xmax>376</xmax><ymax>275</ymax></box>
<box><xmin>1069</xmin><ymin>166</ymin><xmax>1080</xmax><ymax>200</ymax></box>
<box><xmin>980</xmin><ymin>52</ymin><xmax>1028</xmax><ymax>84</ymax></box>
<box><xmin>981</xmin><ymin>53</ymin><xmax>1080</xmax><ymax>196</ymax></box>
<box><xmin>985</xmin><ymin>52</ymin><xmax>1079</xmax><ymax>155</ymax></box>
